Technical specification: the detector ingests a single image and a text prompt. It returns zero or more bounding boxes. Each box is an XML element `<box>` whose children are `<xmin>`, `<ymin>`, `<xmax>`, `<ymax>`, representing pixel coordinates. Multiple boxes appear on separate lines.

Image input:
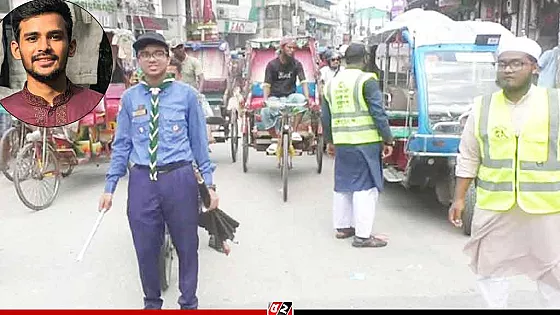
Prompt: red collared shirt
<box><xmin>0</xmin><ymin>79</ymin><xmax>103</xmax><ymax>127</ymax></box>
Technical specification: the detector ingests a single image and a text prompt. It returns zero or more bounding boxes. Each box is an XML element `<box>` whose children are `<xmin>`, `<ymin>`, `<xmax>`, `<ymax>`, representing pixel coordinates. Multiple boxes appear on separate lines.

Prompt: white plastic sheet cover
<box><xmin>374</xmin><ymin>9</ymin><xmax>515</xmax><ymax>47</ymax></box>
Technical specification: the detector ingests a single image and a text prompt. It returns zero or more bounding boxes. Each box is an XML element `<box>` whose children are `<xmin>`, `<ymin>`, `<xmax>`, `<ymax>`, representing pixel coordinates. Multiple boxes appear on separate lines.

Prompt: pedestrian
<box><xmin>319</xmin><ymin>49</ymin><xmax>344</xmax><ymax>87</ymax></box>
<box><xmin>449</xmin><ymin>36</ymin><xmax>560</xmax><ymax>308</ymax></box>
<box><xmin>98</xmin><ymin>32</ymin><xmax>219</xmax><ymax>310</ymax></box>
<box><xmin>322</xmin><ymin>43</ymin><xmax>394</xmax><ymax>248</ymax></box>
<box><xmin>169</xmin><ymin>38</ymin><xmax>205</xmax><ymax>91</ymax></box>
<box><xmin>0</xmin><ymin>0</ymin><xmax>103</xmax><ymax>127</ymax></box>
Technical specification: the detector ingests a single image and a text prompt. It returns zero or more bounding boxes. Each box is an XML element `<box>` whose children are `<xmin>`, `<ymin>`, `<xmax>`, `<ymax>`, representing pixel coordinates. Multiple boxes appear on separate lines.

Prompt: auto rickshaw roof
<box><xmin>370</xmin><ymin>8</ymin><xmax>515</xmax><ymax>48</ymax></box>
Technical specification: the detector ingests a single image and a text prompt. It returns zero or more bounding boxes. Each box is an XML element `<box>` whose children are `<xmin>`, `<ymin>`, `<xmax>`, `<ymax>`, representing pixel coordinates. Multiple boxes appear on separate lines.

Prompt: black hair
<box><xmin>10</xmin><ymin>0</ymin><xmax>73</xmax><ymax>43</ymax></box>
<box><xmin>346</xmin><ymin>53</ymin><xmax>364</xmax><ymax>65</ymax></box>
<box><xmin>169</xmin><ymin>57</ymin><xmax>182</xmax><ymax>73</ymax></box>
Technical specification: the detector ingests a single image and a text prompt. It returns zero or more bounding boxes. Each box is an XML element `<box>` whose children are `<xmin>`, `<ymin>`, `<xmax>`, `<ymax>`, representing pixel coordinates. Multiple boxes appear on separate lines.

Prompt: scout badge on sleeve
<box><xmin>193</xmin><ymin>162</ymin><xmax>240</xmax><ymax>256</ymax></box>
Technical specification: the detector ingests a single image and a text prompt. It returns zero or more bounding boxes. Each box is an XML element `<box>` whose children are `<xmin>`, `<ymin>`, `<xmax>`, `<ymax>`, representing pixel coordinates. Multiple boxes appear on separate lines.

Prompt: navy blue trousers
<box><xmin>127</xmin><ymin>163</ymin><xmax>199</xmax><ymax>309</ymax></box>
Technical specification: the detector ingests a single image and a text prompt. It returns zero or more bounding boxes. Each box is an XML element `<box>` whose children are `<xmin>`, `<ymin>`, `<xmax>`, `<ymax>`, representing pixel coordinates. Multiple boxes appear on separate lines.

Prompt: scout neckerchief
<box><xmin>139</xmin><ymin>73</ymin><xmax>175</xmax><ymax>181</ymax></box>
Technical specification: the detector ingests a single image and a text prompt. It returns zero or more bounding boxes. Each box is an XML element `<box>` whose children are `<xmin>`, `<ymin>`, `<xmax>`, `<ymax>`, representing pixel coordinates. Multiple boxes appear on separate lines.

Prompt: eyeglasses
<box><xmin>330</xmin><ymin>58</ymin><xmax>341</xmax><ymax>62</ymax></box>
<box><xmin>496</xmin><ymin>60</ymin><xmax>528</xmax><ymax>72</ymax></box>
<box><xmin>138</xmin><ymin>51</ymin><xmax>168</xmax><ymax>60</ymax></box>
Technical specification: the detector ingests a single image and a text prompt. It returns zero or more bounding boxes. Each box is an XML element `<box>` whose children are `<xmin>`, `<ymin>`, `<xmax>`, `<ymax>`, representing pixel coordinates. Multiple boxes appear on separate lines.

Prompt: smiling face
<box><xmin>496</xmin><ymin>51</ymin><xmax>538</xmax><ymax>91</ymax></box>
<box><xmin>11</xmin><ymin>12</ymin><xmax>76</xmax><ymax>83</ymax></box>
<box><xmin>138</xmin><ymin>44</ymin><xmax>170</xmax><ymax>78</ymax></box>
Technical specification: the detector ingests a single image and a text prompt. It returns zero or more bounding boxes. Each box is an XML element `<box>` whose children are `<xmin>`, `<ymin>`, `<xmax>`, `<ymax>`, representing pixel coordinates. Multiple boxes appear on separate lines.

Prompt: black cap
<box><xmin>344</xmin><ymin>43</ymin><xmax>366</xmax><ymax>59</ymax></box>
<box><xmin>133</xmin><ymin>32</ymin><xmax>169</xmax><ymax>52</ymax></box>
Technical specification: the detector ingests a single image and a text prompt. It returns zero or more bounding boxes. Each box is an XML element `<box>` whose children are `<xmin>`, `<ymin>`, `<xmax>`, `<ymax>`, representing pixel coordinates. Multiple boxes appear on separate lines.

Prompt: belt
<box><xmin>133</xmin><ymin>160</ymin><xmax>190</xmax><ymax>174</ymax></box>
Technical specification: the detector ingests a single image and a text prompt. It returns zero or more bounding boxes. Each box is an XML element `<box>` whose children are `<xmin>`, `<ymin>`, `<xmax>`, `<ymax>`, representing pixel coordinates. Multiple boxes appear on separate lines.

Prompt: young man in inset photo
<box><xmin>0</xmin><ymin>0</ymin><xmax>103</xmax><ymax>127</ymax></box>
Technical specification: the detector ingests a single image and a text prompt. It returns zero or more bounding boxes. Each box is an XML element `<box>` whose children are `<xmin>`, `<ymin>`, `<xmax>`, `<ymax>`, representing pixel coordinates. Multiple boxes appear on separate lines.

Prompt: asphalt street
<box><xmin>0</xmin><ymin>143</ymin><xmax>543</xmax><ymax>309</ymax></box>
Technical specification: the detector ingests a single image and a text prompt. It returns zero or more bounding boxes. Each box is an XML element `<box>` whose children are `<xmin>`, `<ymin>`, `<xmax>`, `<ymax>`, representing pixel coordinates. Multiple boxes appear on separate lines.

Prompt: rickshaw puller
<box><xmin>261</xmin><ymin>37</ymin><xmax>311</xmax><ymax>156</ymax></box>
<box><xmin>99</xmin><ymin>32</ymin><xmax>219</xmax><ymax>310</ymax></box>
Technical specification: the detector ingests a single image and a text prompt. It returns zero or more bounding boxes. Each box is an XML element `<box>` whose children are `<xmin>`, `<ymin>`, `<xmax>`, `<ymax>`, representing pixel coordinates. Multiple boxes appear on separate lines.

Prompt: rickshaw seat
<box><xmin>104</xmin><ymin>98</ymin><xmax>120</xmax><ymax>123</ymax></box>
<box><xmin>79</xmin><ymin>102</ymin><xmax>105</xmax><ymax>127</ymax></box>
<box><xmin>251</xmin><ymin>82</ymin><xmax>317</xmax><ymax>98</ymax></box>
<box><xmin>201</xmin><ymin>79</ymin><xmax>227</xmax><ymax>93</ymax></box>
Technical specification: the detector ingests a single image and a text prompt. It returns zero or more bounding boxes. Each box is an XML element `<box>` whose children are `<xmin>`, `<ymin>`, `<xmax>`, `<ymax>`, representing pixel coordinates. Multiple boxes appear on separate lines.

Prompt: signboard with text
<box><xmin>219</xmin><ymin>20</ymin><xmax>257</xmax><ymax>34</ymax></box>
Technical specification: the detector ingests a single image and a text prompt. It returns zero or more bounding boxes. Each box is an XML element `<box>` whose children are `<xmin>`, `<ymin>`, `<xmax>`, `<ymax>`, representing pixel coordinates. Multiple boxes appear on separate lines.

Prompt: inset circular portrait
<box><xmin>0</xmin><ymin>0</ymin><xmax>113</xmax><ymax>128</ymax></box>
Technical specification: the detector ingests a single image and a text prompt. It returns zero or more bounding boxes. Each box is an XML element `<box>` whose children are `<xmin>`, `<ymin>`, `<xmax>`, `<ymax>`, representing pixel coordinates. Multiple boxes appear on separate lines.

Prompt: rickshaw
<box><xmin>9</xmin><ymin>29</ymin><xmax>131</xmax><ymax>211</ymax></box>
<box><xmin>241</xmin><ymin>37</ymin><xmax>323</xmax><ymax>202</ymax></box>
<box><xmin>184</xmin><ymin>40</ymin><xmax>239</xmax><ymax>162</ymax></box>
<box><xmin>368</xmin><ymin>9</ymin><xmax>515</xmax><ymax>235</ymax></box>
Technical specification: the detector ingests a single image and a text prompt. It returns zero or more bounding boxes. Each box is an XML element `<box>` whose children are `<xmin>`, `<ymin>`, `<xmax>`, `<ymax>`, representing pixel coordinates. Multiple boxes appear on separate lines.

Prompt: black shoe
<box><xmin>352</xmin><ymin>236</ymin><xmax>388</xmax><ymax>248</ymax></box>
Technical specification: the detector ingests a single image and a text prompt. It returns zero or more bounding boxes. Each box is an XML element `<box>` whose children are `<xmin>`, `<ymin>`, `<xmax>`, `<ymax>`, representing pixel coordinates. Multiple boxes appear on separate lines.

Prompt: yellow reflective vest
<box><xmin>324</xmin><ymin>69</ymin><xmax>382</xmax><ymax>145</ymax></box>
<box><xmin>473</xmin><ymin>86</ymin><xmax>560</xmax><ymax>214</ymax></box>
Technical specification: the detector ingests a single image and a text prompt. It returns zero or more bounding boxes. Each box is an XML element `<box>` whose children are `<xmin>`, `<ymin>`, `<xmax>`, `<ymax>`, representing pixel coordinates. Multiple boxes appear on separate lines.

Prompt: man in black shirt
<box><xmin>261</xmin><ymin>37</ymin><xmax>310</xmax><ymax>156</ymax></box>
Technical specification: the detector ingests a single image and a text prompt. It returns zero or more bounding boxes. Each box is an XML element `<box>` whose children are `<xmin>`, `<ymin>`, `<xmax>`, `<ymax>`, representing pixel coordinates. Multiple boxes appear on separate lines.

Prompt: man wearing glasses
<box><xmin>319</xmin><ymin>49</ymin><xmax>344</xmax><ymax>87</ymax></box>
<box><xmin>450</xmin><ymin>36</ymin><xmax>560</xmax><ymax>308</ymax></box>
<box><xmin>99</xmin><ymin>33</ymin><xmax>218</xmax><ymax>310</ymax></box>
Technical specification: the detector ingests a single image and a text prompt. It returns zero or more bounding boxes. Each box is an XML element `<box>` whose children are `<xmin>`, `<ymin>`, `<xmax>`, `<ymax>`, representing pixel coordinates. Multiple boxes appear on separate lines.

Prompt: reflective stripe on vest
<box><xmin>474</xmin><ymin>87</ymin><xmax>560</xmax><ymax>214</ymax></box>
<box><xmin>325</xmin><ymin>70</ymin><xmax>382</xmax><ymax>145</ymax></box>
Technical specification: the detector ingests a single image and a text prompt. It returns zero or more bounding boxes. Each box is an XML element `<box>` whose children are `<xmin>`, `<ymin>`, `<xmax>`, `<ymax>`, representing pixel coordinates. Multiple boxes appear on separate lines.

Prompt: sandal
<box><xmin>352</xmin><ymin>236</ymin><xmax>388</xmax><ymax>248</ymax></box>
<box><xmin>335</xmin><ymin>228</ymin><xmax>355</xmax><ymax>239</ymax></box>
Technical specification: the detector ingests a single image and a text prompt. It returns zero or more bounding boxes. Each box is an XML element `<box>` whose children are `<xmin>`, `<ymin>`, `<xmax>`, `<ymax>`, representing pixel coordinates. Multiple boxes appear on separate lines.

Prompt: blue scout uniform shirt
<box><xmin>322</xmin><ymin>78</ymin><xmax>393</xmax><ymax>193</ymax></box>
<box><xmin>105</xmin><ymin>81</ymin><xmax>215</xmax><ymax>194</ymax></box>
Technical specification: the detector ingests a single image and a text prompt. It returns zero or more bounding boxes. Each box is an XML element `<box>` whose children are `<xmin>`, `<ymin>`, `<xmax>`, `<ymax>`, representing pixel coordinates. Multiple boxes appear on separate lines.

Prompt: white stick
<box><xmin>76</xmin><ymin>209</ymin><xmax>107</xmax><ymax>262</ymax></box>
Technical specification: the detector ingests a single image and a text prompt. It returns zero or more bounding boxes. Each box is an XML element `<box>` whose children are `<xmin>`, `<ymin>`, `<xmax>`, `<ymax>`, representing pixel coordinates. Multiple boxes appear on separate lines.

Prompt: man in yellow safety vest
<box><xmin>449</xmin><ymin>36</ymin><xmax>560</xmax><ymax>308</ymax></box>
<box><xmin>322</xmin><ymin>43</ymin><xmax>394</xmax><ymax>248</ymax></box>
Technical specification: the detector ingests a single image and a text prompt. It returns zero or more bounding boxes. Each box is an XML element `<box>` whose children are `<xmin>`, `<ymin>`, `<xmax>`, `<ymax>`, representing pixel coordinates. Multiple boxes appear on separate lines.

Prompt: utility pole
<box><xmin>279</xmin><ymin>0</ymin><xmax>284</xmax><ymax>36</ymax></box>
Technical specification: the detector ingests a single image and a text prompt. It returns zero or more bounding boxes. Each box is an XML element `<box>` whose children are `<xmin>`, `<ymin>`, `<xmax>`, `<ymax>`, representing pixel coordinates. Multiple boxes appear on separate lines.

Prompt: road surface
<box><xmin>0</xmin><ymin>143</ymin><xmax>542</xmax><ymax>309</ymax></box>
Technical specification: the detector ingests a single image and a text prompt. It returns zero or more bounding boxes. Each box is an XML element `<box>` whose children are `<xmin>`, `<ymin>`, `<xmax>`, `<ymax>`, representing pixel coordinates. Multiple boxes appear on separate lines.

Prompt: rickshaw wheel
<box><xmin>159</xmin><ymin>225</ymin><xmax>174</xmax><ymax>291</ymax></box>
<box><xmin>316</xmin><ymin>134</ymin><xmax>324</xmax><ymax>174</ymax></box>
<box><xmin>281</xmin><ymin>133</ymin><xmax>289</xmax><ymax>202</ymax></box>
<box><xmin>14</xmin><ymin>142</ymin><xmax>61</xmax><ymax>211</ymax></box>
<box><xmin>462</xmin><ymin>182</ymin><xmax>476</xmax><ymax>236</ymax></box>
<box><xmin>0</xmin><ymin>127</ymin><xmax>20</xmax><ymax>182</ymax></box>
<box><xmin>242</xmin><ymin>122</ymin><xmax>249</xmax><ymax>173</ymax></box>
<box><xmin>230</xmin><ymin>110</ymin><xmax>239</xmax><ymax>163</ymax></box>
<box><xmin>61</xmin><ymin>163</ymin><xmax>75</xmax><ymax>178</ymax></box>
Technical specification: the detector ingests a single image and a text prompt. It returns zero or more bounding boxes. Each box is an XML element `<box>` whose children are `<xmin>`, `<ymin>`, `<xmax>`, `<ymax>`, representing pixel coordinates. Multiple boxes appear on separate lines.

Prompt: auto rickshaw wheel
<box><xmin>462</xmin><ymin>182</ymin><xmax>476</xmax><ymax>236</ymax></box>
<box><xmin>14</xmin><ymin>142</ymin><xmax>61</xmax><ymax>211</ymax></box>
<box><xmin>230</xmin><ymin>110</ymin><xmax>239</xmax><ymax>163</ymax></box>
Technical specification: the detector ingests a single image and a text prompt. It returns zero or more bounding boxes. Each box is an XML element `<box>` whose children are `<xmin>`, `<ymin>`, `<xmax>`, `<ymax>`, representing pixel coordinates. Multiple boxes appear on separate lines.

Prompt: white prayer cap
<box><xmin>497</xmin><ymin>36</ymin><xmax>542</xmax><ymax>61</ymax></box>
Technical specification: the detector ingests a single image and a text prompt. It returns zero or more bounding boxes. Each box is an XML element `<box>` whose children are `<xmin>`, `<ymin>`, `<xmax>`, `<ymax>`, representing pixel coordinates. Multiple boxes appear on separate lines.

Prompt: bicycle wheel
<box><xmin>159</xmin><ymin>227</ymin><xmax>174</xmax><ymax>291</ymax></box>
<box><xmin>14</xmin><ymin>142</ymin><xmax>61</xmax><ymax>211</ymax></box>
<box><xmin>0</xmin><ymin>127</ymin><xmax>20</xmax><ymax>181</ymax></box>
<box><xmin>230</xmin><ymin>110</ymin><xmax>239</xmax><ymax>163</ymax></box>
<box><xmin>281</xmin><ymin>133</ymin><xmax>289</xmax><ymax>202</ymax></box>
<box><xmin>242</xmin><ymin>116</ymin><xmax>249</xmax><ymax>173</ymax></box>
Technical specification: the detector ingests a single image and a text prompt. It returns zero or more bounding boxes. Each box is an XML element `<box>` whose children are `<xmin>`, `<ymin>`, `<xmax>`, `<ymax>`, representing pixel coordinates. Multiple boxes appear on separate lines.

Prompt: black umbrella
<box><xmin>194</xmin><ymin>165</ymin><xmax>239</xmax><ymax>256</ymax></box>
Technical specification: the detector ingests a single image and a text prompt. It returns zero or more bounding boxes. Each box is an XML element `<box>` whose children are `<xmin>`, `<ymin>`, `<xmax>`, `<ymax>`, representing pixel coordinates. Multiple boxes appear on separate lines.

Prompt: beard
<box><xmin>23</xmin><ymin>52</ymin><xmax>67</xmax><ymax>83</ymax></box>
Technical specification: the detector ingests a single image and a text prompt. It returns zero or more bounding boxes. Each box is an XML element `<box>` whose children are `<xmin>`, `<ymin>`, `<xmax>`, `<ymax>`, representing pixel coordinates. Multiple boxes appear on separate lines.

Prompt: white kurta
<box><xmin>456</xmin><ymin>85</ymin><xmax>560</xmax><ymax>306</ymax></box>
